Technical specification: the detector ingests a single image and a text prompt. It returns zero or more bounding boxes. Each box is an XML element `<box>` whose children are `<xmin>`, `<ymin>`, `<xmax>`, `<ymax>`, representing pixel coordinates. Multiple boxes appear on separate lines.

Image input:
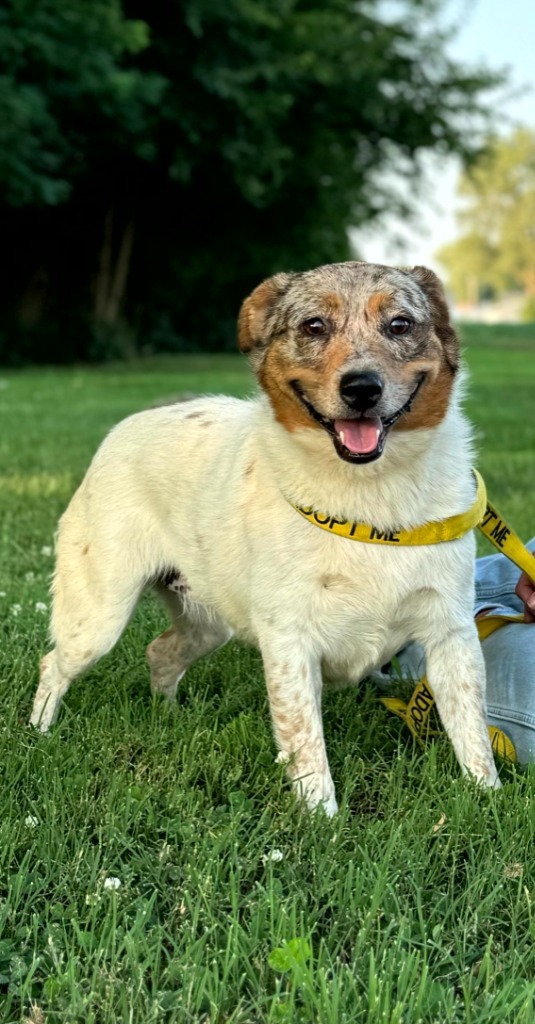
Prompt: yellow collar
<box><xmin>288</xmin><ymin>470</ymin><xmax>487</xmax><ymax>546</ymax></box>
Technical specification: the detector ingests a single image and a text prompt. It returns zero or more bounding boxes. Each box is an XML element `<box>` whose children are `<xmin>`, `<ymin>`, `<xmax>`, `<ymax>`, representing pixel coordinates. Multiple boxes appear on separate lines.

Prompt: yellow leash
<box><xmin>288</xmin><ymin>473</ymin><xmax>535</xmax><ymax>762</ymax></box>
<box><xmin>291</xmin><ymin>470</ymin><xmax>488</xmax><ymax>546</ymax></box>
<box><xmin>477</xmin><ymin>496</ymin><xmax>535</xmax><ymax>578</ymax></box>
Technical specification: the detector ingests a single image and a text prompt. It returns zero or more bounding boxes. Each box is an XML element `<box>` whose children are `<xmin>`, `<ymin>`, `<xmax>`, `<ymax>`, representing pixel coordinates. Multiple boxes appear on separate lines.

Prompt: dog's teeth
<box><xmin>339</xmin><ymin>430</ymin><xmax>345</xmax><ymax>444</ymax></box>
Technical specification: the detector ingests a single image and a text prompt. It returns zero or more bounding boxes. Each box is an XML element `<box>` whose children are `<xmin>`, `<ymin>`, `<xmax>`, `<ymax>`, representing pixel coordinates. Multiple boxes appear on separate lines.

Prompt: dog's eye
<box><xmin>302</xmin><ymin>317</ymin><xmax>328</xmax><ymax>337</ymax></box>
<box><xmin>389</xmin><ymin>317</ymin><xmax>413</xmax><ymax>336</ymax></box>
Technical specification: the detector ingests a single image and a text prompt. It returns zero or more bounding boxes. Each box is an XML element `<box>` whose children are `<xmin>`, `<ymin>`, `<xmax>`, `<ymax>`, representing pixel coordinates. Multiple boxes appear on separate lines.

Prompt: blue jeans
<box><xmin>396</xmin><ymin>542</ymin><xmax>535</xmax><ymax>764</ymax></box>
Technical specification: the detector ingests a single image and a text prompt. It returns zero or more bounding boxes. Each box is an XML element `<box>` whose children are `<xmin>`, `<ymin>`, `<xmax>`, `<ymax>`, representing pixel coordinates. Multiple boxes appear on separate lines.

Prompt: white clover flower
<box><xmin>0</xmin><ymin>591</ymin><xmax>6</xmax><ymax>598</ymax></box>
<box><xmin>35</xmin><ymin>602</ymin><xmax>48</xmax><ymax>614</ymax></box>
<box><xmin>11</xmin><ymin>604</ymin><xmax>22</xmax><ymax>616</ymax></box>
<box><xmin>262</xmin><ymin>849</ymin><xmax>284</xmax><ymax>865</ymax></box>
<box><xmin>25</xmin><ymin>571</ymin><xmax>35</xmax><ymax>582</ymax></box>
<box><xmin>41</xmin><ymin>546</ymin><xmax>53</xmax><ymax>557</ymax></box>
<box><xmin>103</xmin><ymin>876</ymin><xmax>122</xmax><ymax>891</ymax></box>
<box><xmin>158</xmin><ymin>842</ymin><xmax>172</xmax><ymax>862</ymax></box>
<box><xmin>25</xmin><ymin>815</ymin><xmax>39</xmax><ymax>828</ymax></box>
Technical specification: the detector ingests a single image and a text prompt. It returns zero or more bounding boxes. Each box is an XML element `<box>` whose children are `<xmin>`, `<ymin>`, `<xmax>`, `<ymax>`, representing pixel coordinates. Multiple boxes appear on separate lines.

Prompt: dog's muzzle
<box><xmin>290</xmin><ymin>375</ymin><xmax>425</xmax><ymax>464</ymax></box>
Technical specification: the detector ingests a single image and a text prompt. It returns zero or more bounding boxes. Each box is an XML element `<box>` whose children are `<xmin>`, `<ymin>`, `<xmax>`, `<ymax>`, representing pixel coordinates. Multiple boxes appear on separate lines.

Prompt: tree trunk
<box><xmin>94</xmin><ymin>210</ymin><xmax>134</xmax><ymax>325</ymax></box>
<box><xmin>94</xmin><ymin>209</ymin><xmax>114</xmax><ymax>322</ymax></box>
<box><xmin>18</xmin><ymin>266</ymin><xmax>49</xmax><ymax>326</ymax></box>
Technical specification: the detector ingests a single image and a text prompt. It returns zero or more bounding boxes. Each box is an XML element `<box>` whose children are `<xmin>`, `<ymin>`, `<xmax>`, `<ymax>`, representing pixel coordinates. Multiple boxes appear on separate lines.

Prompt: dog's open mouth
<box><xmin>290</xmin><ymin>376</ymin><xmax>425</xmax><ymax>464</ymax></box>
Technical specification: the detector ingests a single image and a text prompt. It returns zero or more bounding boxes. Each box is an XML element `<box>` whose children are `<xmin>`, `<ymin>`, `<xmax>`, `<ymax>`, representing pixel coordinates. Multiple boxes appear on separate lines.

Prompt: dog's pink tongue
<box><xmin>334</xmin><ymin>418</ymin><xmax>382</xmax><ymax>454</ymax></box>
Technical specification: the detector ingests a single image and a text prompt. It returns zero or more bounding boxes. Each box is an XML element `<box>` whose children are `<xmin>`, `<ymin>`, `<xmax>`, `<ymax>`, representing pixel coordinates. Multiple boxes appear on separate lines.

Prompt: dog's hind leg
<box><xmin>30</xmin><ymin>562</ymin><xmax>145</xmax><ymax>734</ymax></box>
<box><xmin>147</xmin><ymin>587</ymin><xmax>233</xmax><ymax>700</ymax></box>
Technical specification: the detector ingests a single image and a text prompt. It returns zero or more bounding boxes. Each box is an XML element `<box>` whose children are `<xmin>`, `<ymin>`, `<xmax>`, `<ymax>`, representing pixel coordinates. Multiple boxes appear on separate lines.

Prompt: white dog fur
<box><xmin>30</xmin><ymin>261</ymin><xmax>500</xmax><ymax>812</ymax></box>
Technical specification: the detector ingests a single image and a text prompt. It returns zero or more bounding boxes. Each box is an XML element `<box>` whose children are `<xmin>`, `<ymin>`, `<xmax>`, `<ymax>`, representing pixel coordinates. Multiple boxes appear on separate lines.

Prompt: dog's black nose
<box><xmin>340</xmin><ymin>372</ymin><xmax>383</xmax><ymax>411</ymax></box>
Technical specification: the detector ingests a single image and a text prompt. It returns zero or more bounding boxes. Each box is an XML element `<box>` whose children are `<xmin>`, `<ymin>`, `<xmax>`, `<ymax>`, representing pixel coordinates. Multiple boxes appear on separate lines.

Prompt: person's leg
<box><xmin>473</xmin><ymin>540</ymin><xmax>535</xmax><ymax>763</ymax></box>
<box><xmin>472</xmin><ymin>543</ymin><xmax>530</xmax><ymax>619</ymax></box>
<box><xmin>393</xmin><ymin>541</ymin><xmax>535</xmax><ymax>764</ymax></box>
<box><xmin>481</xmin><ymin>624</ymin><xmax>535</xmax><ymax>764</ymax></box>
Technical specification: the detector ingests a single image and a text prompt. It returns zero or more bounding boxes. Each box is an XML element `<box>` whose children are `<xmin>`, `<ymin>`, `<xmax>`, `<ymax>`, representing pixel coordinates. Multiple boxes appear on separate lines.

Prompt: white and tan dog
<box><xmin>30</xmin><ymin>262</ymin><xmax>500</xmax><ymax>813</ymax></box>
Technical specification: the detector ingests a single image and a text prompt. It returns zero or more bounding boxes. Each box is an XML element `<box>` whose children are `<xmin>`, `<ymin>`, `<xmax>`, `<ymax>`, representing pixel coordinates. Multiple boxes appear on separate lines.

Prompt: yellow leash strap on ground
<box><xmin>380</xmin><ymin>614</ymin><xmax>523</xmax><ymax>758</ymax></box>
<box><xmin>488</xmin><ymin>726</ymin><xmax>517</xmax><ymax>763</ymax></box>
<box><xmin>381</xmin><ymin>679</ymin><xmax>439</xmax><ymax>744</ymax></box>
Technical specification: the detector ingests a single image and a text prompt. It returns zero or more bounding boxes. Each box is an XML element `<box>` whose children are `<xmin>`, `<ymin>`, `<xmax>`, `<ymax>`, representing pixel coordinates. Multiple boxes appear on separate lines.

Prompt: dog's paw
<box><xmin>28</xmin><ymin>712</ymin><xmax>52</xmax><ymax>735</ymax></box>
<box><xmin>294</xmin><ymin>774</ymin><xmax>338</xmax><ymax>817</ymax></box>
<box><xmin>319</xmin><ymin>792</ymin><xmax>339</xmax><ymax>817</ymax></box>
<box><xmin>464</xmin><ymin>763</ymin><xmax>502</xmax><ymax>790</ymax></box>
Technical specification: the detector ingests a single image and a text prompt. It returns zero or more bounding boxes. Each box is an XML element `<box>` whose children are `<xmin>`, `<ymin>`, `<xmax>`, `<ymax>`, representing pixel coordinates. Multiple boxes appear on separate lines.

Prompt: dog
<box><xmin>30</xmin><ymin>261</ymin><xmax>500</xmax><ymax>813</ymax></box>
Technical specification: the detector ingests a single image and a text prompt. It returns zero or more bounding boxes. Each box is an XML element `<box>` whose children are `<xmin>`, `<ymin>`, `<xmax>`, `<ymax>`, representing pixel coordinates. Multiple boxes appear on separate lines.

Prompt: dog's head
<box><xmin>238</xmin><ymin>261</ymin><xmax>459</xmax><ymax>464</ymax></box>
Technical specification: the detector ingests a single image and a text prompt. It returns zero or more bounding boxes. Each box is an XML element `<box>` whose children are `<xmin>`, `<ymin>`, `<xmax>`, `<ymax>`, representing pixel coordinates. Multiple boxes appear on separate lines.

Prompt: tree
<box><xmin>0</xmin><ymin>0</ymin><xmax>504</xmax><ymax>361</ymax></box>
<box><xmin>437</xmin><ymin>129</ymin><xmax>535</xmax><ymax>304</ymax></box>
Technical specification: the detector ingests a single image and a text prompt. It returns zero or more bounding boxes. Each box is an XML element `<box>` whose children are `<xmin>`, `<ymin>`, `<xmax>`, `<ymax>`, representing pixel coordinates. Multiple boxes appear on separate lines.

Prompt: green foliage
<box><xmin>0</xmin><ymin>0</ymin><xmax>164</xmax><ymax>207</ymax></box>
<box><xmin>0</xmin><ymin>0</ymin><xmax>504</xmax><ymax>362</ymax></box>
<box><xmin>268</xmin><ymin>937</ymin><xmax>312</xmax><ymax>973</ymax></box>
<box><xmin>267</xmin><ymin>938</ymin><xmax>314</xmax><ymax>1022</ymax></box>
<box><xmin>437</xmin><ymin>129</ymin><xmax>535</xmax><ymax>303</ymax></box>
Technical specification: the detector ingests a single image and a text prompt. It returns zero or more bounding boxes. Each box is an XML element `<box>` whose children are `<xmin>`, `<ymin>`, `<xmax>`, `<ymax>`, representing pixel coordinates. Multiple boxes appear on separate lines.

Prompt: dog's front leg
<box><xmin>424</xmin><ymin>626</ymin><xmax>501</xmax><ymax>789</ymax></box>
<box><xmin>261</xmin><ymin>643</ymin><xmax>338</xmax><ymax>816</ymax></box>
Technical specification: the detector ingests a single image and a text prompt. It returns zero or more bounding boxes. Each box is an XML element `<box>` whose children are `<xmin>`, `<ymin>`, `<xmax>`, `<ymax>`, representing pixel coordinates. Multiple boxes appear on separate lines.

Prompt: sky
<box><xmin>355</xmin><ymin>0</ymin><xmax>535</xmax><ymax>271</ymax></box>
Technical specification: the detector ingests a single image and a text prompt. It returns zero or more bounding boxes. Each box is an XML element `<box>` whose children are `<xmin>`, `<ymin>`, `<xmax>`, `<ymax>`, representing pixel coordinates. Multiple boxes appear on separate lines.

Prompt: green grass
<box><xmin>0</xmin><ymin>337</ymin><xmax>535</xmax><ymax>1023</ymax></box>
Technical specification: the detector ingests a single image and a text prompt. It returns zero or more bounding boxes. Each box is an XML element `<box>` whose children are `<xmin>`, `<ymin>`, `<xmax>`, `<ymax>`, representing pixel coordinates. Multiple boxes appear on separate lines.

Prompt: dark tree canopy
<box><xmin>0</xmin><ymin>0</ymin><xmax>502</xmax><ymax>362</ymax></box>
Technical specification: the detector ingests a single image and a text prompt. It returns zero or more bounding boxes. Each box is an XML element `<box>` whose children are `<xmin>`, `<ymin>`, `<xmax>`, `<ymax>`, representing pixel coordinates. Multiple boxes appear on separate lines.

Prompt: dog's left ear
<box><xmin>237</xmin><ymin>272</ymin><xmax>293</xmax><ymax>357</ymax></box>
<box><xmin>408</xmin><ymin>265</ymin><xmax>460</xmax><ymax>372</ymax></box>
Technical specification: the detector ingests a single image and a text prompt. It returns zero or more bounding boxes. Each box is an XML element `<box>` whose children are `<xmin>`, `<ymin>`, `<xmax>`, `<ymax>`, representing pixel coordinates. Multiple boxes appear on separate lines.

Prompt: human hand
<box><xmin>516</xmin><ymin>570</ymin><xmax>535</xmax><ymax>622</ymax></box>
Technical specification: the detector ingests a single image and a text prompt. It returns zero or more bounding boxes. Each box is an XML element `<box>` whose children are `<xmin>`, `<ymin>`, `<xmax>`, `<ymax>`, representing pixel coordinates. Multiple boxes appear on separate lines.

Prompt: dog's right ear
<box><xmin>237</xmin><ymin>272</ymin><xmax>292</xmax><ymax>356</ymax></box>
<box><xmin>407</xmin><ymin>265</ymin><xmax>460</xmax><ymax>372</ymax></box>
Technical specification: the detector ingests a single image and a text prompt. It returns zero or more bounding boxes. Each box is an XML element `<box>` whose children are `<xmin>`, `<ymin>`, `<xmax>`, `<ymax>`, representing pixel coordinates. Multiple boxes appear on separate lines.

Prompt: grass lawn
<box><xmin>0</xmin><ymin>325</ymin><xmax>534</xmax><ymax>1022</ymax></box>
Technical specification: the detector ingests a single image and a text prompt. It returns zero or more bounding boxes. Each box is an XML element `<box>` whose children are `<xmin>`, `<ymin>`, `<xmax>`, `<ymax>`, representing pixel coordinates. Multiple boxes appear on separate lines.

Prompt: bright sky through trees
<box><xmin>357</xmin><ymin>0</ymin><xmax>535</xmax><ymax>270</ymax></box>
